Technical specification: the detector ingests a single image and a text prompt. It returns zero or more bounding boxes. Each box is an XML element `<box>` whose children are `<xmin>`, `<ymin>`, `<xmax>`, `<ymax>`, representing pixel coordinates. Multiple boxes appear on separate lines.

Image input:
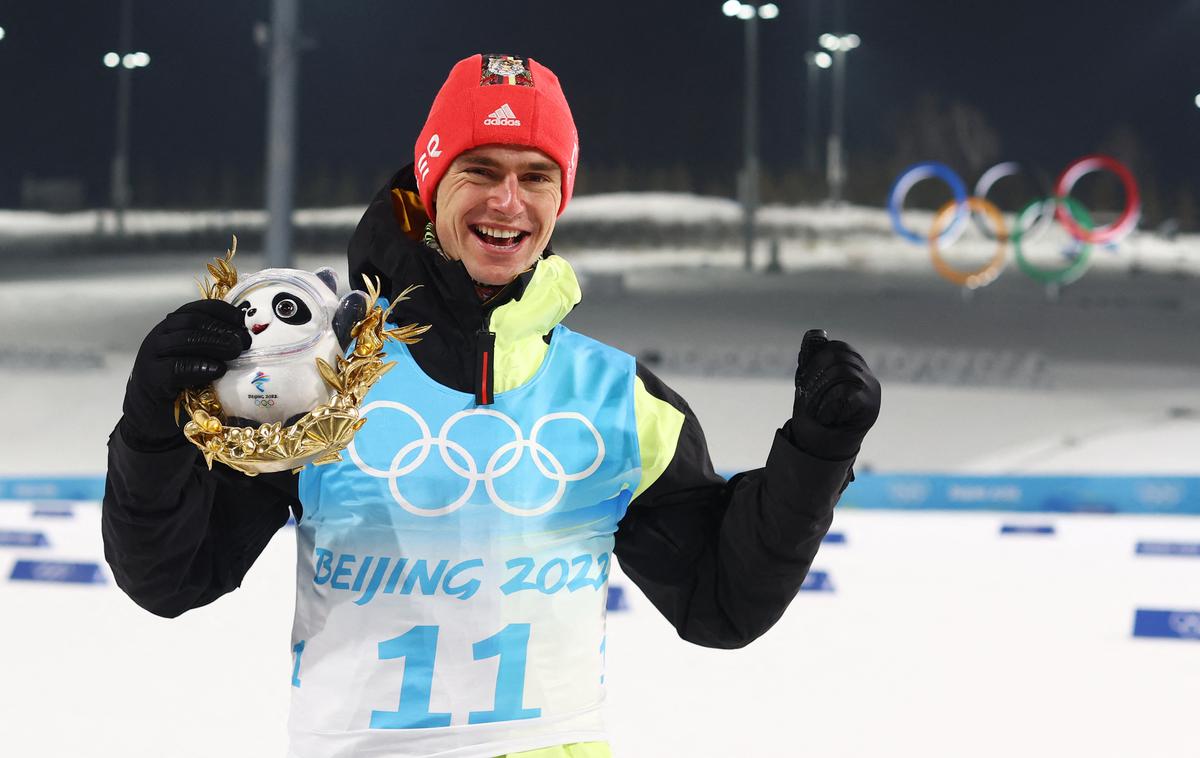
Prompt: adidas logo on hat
<box><xmin>484</xmin><ymin>103</ymin><xmax>521</xmax><ymax>127</ymax></box>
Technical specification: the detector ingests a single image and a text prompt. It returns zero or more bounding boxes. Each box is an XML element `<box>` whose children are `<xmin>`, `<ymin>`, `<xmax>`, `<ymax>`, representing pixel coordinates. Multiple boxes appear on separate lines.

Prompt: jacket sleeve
<box><xmin>101</xmin><ymin>419</ymin><xmax>299</xmax><ymax>618</ymax></box>
<box><xmin>612</xmin><ymin>362</ymin><xmax>853</xmax><ymax>649</ymax></box>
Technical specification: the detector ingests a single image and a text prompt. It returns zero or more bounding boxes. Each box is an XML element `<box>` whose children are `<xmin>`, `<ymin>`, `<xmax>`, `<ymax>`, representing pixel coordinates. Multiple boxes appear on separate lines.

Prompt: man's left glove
<box><xmin>787</xmin><ymin>330</ymin><xmax>881</xmax><ymax>460</ymax></box>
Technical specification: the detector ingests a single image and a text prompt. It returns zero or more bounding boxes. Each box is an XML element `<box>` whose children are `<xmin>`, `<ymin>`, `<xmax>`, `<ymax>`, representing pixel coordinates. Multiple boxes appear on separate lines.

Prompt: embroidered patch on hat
<box><xmin>480</xmin><ymin>54</ymin><xmax>534</xmax><ymax>87</ymax></box>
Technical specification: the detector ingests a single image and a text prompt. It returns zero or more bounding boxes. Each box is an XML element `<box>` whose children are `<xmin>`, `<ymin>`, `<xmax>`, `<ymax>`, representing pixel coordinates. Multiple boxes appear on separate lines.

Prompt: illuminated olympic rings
<box><xmin>1014</xmin><ymin>196</ymin><xmax>1094</xmax><ymax>285</ymax></box>
<box><xmin>1053</xmin><ymin>154</ymin><xmax>1140</xmax><ymax>244</ymax></box>
<box><xmin>888</xmin><ymin>154</ymin><xmax>1140</xmax><ymax>289</ymax></box>
<box><xmin>928</xmin><ymin>196</ymin><xmax>1007</xmax><ymax>289</ymax></box>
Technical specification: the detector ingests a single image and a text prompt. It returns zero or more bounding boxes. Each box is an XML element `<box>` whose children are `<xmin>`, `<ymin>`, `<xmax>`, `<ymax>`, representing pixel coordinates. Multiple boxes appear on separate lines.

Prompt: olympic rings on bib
<box><xmin>346</xmin><ymin>401</ymin><xmax>605</xmax><ymax>518</ymax></box>
<box><xmin>888</xmin><ymin>154</ymin><xmax>1140</xmax><ymax>289</ymax></box>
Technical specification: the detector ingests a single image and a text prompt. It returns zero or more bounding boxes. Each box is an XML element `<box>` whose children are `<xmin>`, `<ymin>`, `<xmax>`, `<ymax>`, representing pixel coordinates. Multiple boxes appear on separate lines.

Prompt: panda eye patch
<box><xmin>237</xmin><ymin>301</ymin><xmax>251</xmax><ymax>313</ymax></box>
<box><xmin>271</xmin><ymin>292</ymin><xmax>312</xmax><ymax>325</ymax></box>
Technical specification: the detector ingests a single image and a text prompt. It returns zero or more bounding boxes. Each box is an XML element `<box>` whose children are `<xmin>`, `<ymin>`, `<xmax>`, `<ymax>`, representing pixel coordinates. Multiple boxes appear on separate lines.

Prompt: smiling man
<box><xmin>103</xmin><ymin>53</ymin><xmax>880</xmax><ymax>758</ymax></box>
<box><xmin>433</xmin><ymin>147</ymin><xmax>561</xmax><ymax>288</ymax></box>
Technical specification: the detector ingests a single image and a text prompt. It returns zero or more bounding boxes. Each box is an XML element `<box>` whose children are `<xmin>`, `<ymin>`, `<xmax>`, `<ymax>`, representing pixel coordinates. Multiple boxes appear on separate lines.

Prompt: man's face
<box><xmin>433</xmin><ymin>145</ymin><xmax>563</xmax><ymax>286</ymax></box>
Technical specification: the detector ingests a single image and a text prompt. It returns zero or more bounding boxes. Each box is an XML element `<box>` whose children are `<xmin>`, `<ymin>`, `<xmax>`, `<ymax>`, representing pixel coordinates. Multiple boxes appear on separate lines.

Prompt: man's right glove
<box><xmin>787</xmin><ymin>329</ymin><xmax>881</xmax><ymax>461</ymax></box>
<box><xmin>120</xmin><ymin>299</ymin><xmax>250</xmax><ymax>449</ymax></box>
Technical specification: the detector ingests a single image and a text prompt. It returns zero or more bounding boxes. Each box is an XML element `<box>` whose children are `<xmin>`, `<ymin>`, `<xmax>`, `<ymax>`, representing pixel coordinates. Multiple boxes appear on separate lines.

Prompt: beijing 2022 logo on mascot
<box><xmin>215</xmin><ymin>264</ymin><xmax>355</xmax><ymax>427</ymax></box>
<box><xmin>176</xmin><ymin>237</ymin><xmax>429</xmax><ymax>475</ymax></box>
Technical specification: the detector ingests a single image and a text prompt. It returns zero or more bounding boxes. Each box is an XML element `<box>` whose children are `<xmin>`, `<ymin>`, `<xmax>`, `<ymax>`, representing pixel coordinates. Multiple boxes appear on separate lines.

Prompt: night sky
<box><xmin>1</xmin><ymin>0</ymin><xmax>1198</xmax><ymax>209</ymax></box>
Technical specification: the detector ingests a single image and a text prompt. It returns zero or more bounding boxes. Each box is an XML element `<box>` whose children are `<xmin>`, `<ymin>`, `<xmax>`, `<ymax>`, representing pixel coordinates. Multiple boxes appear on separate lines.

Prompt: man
<box><xmin>104</xmin><ymin>53</ymin><xmax>880</xmax><ymax>758</ymax></box>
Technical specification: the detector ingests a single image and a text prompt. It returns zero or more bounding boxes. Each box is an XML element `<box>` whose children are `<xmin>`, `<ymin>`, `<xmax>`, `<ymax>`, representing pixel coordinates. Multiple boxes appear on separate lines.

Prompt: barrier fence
<box><xmin>2</xmin><ymin>473</ymin><xmax>1199</xmax><ymax>515</ymax></box>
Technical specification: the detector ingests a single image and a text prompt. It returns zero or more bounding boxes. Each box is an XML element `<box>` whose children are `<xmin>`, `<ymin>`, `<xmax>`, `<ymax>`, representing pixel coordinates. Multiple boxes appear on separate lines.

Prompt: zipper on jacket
<box><xmin>474</xmin><ymin>312</ymin><xmax>496</xmax><ymax>406</ymax></box>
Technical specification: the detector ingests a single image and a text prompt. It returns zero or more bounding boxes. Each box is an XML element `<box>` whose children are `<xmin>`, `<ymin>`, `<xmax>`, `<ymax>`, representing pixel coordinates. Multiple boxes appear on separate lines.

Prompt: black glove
<box><xmin>120</xmin><ymin>299</ymin><xmax>250</xmax><ymax>449</ymax></box>
<box><xmin>787</xmin><ymin>329</ymin><xmax>881</xmax><ymax>460</ymax></box>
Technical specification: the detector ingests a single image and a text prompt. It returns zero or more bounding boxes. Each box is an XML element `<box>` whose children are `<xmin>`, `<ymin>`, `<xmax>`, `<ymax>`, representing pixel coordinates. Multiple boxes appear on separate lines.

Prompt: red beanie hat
<box><xmin>414</xmin><ymin>53</ymin><xmax>579</xmax><ymax>220</ymax></box>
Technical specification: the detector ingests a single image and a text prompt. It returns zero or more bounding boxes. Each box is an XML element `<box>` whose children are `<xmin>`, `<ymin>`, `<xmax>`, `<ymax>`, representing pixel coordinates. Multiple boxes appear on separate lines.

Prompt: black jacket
<box><xmin>102</xmin><ymin>166</ymin><xmax>854</xmax><ymax>648</ymax></box>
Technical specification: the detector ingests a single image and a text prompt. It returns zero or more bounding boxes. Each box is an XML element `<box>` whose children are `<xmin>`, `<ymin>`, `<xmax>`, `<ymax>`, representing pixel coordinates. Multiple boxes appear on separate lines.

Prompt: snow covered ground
<box><xmin>2</xmin><ymin>502</ymin><xmax>1197</xmax><ymax>758</ymax></box>
<box><xmin>1</xmin><ymin>198</ymin><xmax>1198</xmax><ymax>756</ymax></box>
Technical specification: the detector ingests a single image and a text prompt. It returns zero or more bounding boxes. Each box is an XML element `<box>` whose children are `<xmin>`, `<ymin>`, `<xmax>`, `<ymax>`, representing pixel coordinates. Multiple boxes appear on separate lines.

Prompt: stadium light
<box><xmin>721</xmin><ymin>1</ymin><xmax>780</xmax><ymax>270</ymax></box>
<box><xmin>0</xmin><ymin>26</ymin><xmax>6</xmax><ymax>41</ymax></box>
<box><xmin>820</xmin><ymin>33</ymin><xmax>860</xmax><ymax>52</ymax></box>
<box><xmin>1195</xmin><ymin>92</ymin><xmax>1200</xmax><ymax>109</ymax></box>
<box><xmin>116</xmin><ymin>51</ymin><xmax>150</xmax><ymax>70</ymax></box>
<box><xmin>813</xmin><ymin>51</ymin><xmax>832</xmax><ymax>69</ymax></box>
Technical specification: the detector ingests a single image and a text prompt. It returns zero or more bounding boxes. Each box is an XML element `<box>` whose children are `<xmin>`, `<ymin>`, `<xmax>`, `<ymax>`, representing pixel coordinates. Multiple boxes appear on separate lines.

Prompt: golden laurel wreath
<box><xmin>175</xmin><ymin>237</ymin><xmax>429</xmax><ymax>476</ymax></box>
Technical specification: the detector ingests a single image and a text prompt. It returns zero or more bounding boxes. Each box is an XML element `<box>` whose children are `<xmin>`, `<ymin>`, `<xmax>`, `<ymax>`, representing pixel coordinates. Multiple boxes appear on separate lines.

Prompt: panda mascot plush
<box><xmin>212</xmin><ymin>267</ymin><xmax>367</xmax><ymax>427</ymax></box>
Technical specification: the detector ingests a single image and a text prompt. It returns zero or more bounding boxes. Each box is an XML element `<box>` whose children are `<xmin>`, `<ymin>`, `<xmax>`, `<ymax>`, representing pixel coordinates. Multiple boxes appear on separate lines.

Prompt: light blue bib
<box><xmin>288</xmin><ymin>325</ymin><xmax>641</xmax><ymax>757</ymax></box>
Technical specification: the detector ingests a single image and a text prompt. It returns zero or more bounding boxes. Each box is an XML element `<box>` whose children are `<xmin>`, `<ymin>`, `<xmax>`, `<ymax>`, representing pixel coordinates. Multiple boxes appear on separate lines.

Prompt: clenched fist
<box><xmin>788</xmin><ymin>329</ymin><xmax>881</xmax><ymax>460</ymax></box>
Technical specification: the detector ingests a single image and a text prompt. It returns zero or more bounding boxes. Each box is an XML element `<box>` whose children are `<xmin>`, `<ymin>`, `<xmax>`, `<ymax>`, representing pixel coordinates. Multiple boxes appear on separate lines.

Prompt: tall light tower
<box><xmin>723</xmin><ymin>1</ymin><xmax>780</xmax><ymax>271</ymax></box>
<box><xmin>263</xmin><ymin>0</ymin><xmax>301</xmax><ymax>268</ymax></box>
<box><xmin>803</xmin><ymin>51</ymin><xmax>831</xmax><ymax>175</ymax></box>
<box><xmin>819</xmin><ymin>32</ymin><xmax>859</xmax><ymax>205</ymax></box>
<box><xmin>104</xmin><ymin>0</ymin><xmax>150</xmax><ymax>235</ymax></box>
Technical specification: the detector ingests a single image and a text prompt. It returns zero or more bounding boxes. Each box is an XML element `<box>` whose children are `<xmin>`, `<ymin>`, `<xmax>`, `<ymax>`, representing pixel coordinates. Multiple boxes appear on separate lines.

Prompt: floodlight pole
<box><xmin>110</xmin><ymin>0</ymin><xmax>133</xmax><ymax>235</ymax></box>
<box><xmin>741</xmin><ymin>11</ymin><xmax>760</xmax><ymax>271</ymax></box>
<box><xmin>827</xmin><ymin>45</ymin><xmax>846</xmax><ymax>205</ymax></box>
<box><xmin>804</xmin><ymin>54</ymin><xmax>822</xmax><ymax>174</ymax></box>
<box><xmin>264</xmin><ymin>0</ymin><xmax>300</xmax><ymax>268</ymax></box>
<box><xmin>820</xmin><ymin>32</ymin><xmax>857</xmax><ymax>205</ymax></box>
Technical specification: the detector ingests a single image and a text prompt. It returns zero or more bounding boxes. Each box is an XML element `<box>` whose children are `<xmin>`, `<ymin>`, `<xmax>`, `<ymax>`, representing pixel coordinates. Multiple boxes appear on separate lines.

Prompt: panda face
<box><xmin>235</xmin><ymin>285</ymin><xmax>323</xmax><ymax>350</ymax></box>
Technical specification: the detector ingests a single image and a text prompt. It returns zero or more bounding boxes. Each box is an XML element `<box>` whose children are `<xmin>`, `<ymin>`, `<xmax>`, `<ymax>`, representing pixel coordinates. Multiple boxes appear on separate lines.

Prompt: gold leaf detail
<box><xmin>177</xmin><ymin>253</ymin><xmax>427</xmax><ymax>476</ymax></box>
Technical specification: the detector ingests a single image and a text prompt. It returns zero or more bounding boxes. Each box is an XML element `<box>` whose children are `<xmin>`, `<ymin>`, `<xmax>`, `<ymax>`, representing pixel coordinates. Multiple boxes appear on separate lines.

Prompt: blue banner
<box><xmin>10</xmin><ymin>560</ymin><xmax>106</xmax><ymax>585</ymax></box>
<box><xmin>0</xmin><ymin>477</ymin><xmax>105</xmax><ymax>502</ymax></box>
<box><xmin>6</xmin><ymin>474</ymin><xmax>1200</xmax><ymax>515</ymax></box>
<box><xmin>1136</xmin><ymin>542</ymin><xmax>1200</xmax><ymax>557</ymax></box>
<box><xmin>0</xmin><ymin>530</ymin><xmax>49</xmax><ymax>547</ymax></box>
<box><xmin>840</xmin><ymin>474</ymin><xmax>1200</xmax><ymax>515</ymax></box>
<box><xmin>822</xmin><ymin>532</ymin><xmax>846</xmax><ymax>544</ymax></box>
<box><xmin>1133</xmin><ymin>609</ymin><xmax>1200</xmax><ymax>641</ymax></box>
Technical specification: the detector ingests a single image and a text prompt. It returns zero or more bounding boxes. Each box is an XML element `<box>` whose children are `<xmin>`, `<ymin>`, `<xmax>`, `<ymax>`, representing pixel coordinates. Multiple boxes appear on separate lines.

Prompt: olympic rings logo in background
<box><xmin>347</xmin><ymin>401</ymin><xmax>605</xmax><ymax>518</ymax></box>
<box><xmin>887</xmin><ymin>154</ymin><xmax>1141</xmax><ymax>288</ymax></box>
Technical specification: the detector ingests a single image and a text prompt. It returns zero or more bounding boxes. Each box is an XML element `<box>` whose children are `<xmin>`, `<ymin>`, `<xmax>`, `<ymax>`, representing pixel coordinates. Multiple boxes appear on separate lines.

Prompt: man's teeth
<box><xmin>474</xmin><ymin>225</ymin><xmax>523</xmax><ymax>239</ymax></box>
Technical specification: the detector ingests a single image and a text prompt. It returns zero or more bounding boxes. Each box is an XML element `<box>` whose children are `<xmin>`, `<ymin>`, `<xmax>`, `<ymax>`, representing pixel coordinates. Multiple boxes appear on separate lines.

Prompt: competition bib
<box><xmin>291</xmin><ymin>326</ymin><xmax>641</xmax><ymax>758</ymax></box>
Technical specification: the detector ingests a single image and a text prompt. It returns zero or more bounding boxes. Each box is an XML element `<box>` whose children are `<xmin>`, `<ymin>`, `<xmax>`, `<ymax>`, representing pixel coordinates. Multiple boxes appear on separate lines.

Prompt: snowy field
<box><xmin>2</xmin><ymin>502</ymin><xmax>1198</xmax><ymax>758</ymax></box>
<box><xmin>1</xmin><ymin>199</ymin><xmax>1199</xmax><ymax>756</ymax></box>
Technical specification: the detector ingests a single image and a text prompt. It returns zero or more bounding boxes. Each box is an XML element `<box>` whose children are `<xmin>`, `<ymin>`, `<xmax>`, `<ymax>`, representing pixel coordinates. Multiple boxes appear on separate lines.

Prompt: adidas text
<box><xmin>484</xmin><ymin>104</ymin><xmax>521</xmax><ymax>127</ymax></box>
